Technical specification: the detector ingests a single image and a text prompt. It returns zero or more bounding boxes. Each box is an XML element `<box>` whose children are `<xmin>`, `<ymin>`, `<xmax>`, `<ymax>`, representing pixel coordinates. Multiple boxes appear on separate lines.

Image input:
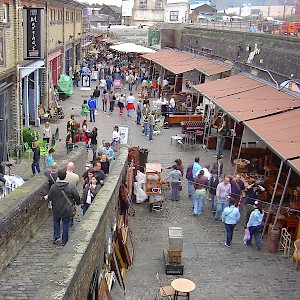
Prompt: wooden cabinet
<box><xmin>145</xmin><ymin>163</ymin><xmax>162</xmax><ymax>195</ymax></box>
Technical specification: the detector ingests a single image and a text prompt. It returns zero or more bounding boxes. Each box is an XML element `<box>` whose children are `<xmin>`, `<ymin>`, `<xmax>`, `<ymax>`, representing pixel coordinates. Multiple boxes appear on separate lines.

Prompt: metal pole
<box><xmin>261</xmin><ymin>160</ymin><xmax>284</xmax><ymax>237</ymax></box>
<box><xmin>174</xmin><ymin>75</ymin><xmax>178</xmax><ymax>94</ymax></box>
<box><xmin>272</xmin><ymin>167</ymin><xmax>292</xmax><ymax>231</ymax></box>
<box><xmin>228</xmin><ymin>121</ymin><xmax>236</xmax><ymax>173</ymax></box>
<box><xmin>234</xmin><ymin>125</ymin><xmax>245</xmax><ymax>174</ymax></box>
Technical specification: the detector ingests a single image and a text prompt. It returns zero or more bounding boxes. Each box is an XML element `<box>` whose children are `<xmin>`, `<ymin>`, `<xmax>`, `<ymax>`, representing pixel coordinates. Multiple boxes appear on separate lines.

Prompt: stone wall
<box><xmin>0</xmin><ymin>144</ymin><xmax>87</xmax><ymax>272</ymax></box>
<box><xmin>165</xmin><ymin>27</ymin><xmax>300</xmax><ymax>82</ymax></box>
<box><xmin>35</xmin><ymin>147</ymin><xmax>128</xmax><ymax>300</ymax></box>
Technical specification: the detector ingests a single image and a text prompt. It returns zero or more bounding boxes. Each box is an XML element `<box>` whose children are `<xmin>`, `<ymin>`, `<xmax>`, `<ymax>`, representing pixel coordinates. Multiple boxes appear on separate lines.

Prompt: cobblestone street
<box><xmin>0</xmin><ymin>81</ymin><xmax>299</xmax><ymax>299</ymax></box>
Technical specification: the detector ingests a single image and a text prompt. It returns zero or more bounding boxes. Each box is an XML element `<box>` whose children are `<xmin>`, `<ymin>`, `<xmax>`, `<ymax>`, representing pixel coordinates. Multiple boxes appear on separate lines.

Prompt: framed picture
<box><xmin>0</xmin><ymin>27</ymin><xmax>5</xmax><ymax>66</ymax></box>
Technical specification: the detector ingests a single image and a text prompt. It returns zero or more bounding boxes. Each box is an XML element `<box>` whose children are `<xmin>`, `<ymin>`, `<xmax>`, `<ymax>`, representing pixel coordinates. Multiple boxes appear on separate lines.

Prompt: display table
<box><xmin>171</xmin><ymin>278</ymin><xmax>195</xmax><ymax>299</ymax></box>
<box><xmin>169</xmin><ymin>114</ymin><xmax>202</xmax><ymax>126</ymax></box>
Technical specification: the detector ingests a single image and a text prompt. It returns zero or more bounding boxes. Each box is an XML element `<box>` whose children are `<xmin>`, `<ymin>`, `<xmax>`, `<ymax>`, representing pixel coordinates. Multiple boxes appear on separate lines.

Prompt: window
<box><xmin>139</xmin><ymin>0</ymin><xmax>147</xmax><ymax>9</ymax></box>
<box><xmin>71</xmin><ymin>12</ymin><xmax>74</xmax><ymax>21</ymax></box>
<box><xmin>66</xmin><ymin>11</ymin><xmax>70</xmax><ymax>22</ymax></box>
<box><xmin>155</xmin><ymin>0</ymin><xmax>163</xmax><ymax>9</ymax></box>
<box><xmin>169</xmin><ymin>11</ymin><xmax>178</xmax><ymax>22</ymax></box>
<box><xmin>3</xmin><ymin>4</ymin><xmax>8</xmax><ymax>23</ymax></box>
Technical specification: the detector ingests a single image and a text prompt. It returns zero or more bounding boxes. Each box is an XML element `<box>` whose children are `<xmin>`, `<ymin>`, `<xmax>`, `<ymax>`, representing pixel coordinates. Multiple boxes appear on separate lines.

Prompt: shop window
<box><xmin>139</xmin><ymin>0</ymin><xmax>147</xmax><ymax>9</ymax></box>
<box><xmin>155</xmin><ymin>0</ymin><xmax>163</xmax><ymax>9</ymax></box>
<box><xmin>169</xmin><ymin>11</ymin><xmax>178</xmax><ymax>22</ymax></box>
<box><xmin>3</xmin><ymin>3</ymin><xmax>9</xmax><ymax>23</ymax></box>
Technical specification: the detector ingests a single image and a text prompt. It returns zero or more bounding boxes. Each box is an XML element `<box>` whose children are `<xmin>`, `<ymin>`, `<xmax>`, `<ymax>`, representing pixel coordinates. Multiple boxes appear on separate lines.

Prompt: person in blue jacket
<box><xmin>88</xmin><ymin>95</ymin><xmax>97</xmax><ymax>122</ymax></box>
<box><xmin>246</xmin><ymin>201</ymin><xmax>264</xmax><ymax>250</ymax></box>
<box><xmin>222</xmin><ymin>198</ymin><xmax>240</xmax><ymax>247</ymax></box>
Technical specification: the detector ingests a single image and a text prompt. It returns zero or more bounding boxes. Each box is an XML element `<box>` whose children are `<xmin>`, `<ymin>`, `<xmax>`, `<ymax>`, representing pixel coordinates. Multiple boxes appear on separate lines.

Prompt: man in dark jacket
<box><xmin>209</xmin><ymin>171</ymin><xmax>219</xmax><ymax>213</ymax></box>
<box><xmin>48</xmin><ymin>169</ymin><xmax>80</xmax><ymax>246</ymax></box>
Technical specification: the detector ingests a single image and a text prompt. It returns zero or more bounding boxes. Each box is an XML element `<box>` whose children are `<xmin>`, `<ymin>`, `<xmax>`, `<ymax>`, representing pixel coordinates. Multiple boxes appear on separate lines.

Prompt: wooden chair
<box><xmin>38</xmin><ymin>104</ymin><xmax>50</xmax><ymax>123</ymax></box>
<box><xmin>155</xmin><ymin>273</ymin><xmax>175</xmax><ymax>300</ymax></box>
<box><xmin>292</xmin><ymin>239</ymin><xmax>300</xmax><ymax>271</ymax></box>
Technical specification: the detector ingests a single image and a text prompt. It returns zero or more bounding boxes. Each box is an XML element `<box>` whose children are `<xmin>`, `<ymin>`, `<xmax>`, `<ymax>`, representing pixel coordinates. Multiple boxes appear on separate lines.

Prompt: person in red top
<box><xmin>193</xmin><ymin>170</ymin><xmax>209</xmax><ymax>216</ymax></box>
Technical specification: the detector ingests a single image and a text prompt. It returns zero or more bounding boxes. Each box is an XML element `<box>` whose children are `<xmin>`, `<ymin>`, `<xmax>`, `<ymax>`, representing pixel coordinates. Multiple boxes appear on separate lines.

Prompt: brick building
<box><xmin>0</xmin><ymin>0</ymin><xmax>84</xmax><ymax>163</ymax></box>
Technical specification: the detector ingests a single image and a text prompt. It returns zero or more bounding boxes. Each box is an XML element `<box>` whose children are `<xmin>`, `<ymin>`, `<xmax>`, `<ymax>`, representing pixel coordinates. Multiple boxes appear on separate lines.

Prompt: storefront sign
<box><xmin>0</xmin><ymin>27</ymin><xmax>5</xmax><ymax>66</ymax></box>
<box><xmin>23</xmin><ymin>8</ymin><xmax>45</xmax><ymax>60</ymax></box>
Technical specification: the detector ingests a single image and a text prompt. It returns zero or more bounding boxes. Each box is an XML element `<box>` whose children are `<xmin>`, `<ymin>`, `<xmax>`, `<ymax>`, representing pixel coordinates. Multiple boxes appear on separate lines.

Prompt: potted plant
<box><xmin>55</xmin><ymin>127</ymin><xmax>59</xmax><ymax>140</ymax></box>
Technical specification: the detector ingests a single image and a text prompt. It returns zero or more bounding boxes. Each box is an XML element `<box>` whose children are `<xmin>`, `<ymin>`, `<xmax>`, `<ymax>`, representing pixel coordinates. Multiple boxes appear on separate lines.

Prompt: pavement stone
<box><xmin>0</xmin><ymin>81</ymin><xmax>299</xmax><ymax>299</ymax></box>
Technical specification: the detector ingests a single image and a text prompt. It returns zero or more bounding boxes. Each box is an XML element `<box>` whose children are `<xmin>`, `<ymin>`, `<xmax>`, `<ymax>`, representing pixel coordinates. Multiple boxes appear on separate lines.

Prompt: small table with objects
<box><xmin>171</xmin><ymin>278</ymin><xmax>196</xmax><ymax>300</ymax></box>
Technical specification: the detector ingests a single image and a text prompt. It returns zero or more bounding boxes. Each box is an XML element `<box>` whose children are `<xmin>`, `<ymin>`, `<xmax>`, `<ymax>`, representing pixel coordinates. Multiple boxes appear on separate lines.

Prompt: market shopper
<box><xmin>215</xmin><ymin>176</ymin><xmax>231</xmax><ymax>220</ymax></box>
<box><xmin>222</xmin><ymin>198</ymin><xmax>240</xmax><ymax>248</ymax></box>
<box><xmin>81</xmin><ymin>100</ymin><xmax>89</xmax><ymax>120</ymax></box>
<box><xmin>48</xmin><ymin>169</ymin><xmax>80</xmax><ymax>246</ymax></box>
<box><xmin>126</xmin><ymin>92</ymin><xmax>135</xmax><ymax>117</ymax></box>
<box><xmin>81</xmin><ymin>175</ymin><xmax>101</xmax><ymax>215</ymax></box>
<box><xmin>118</xmin><ymin>93</ymin><xmax>125</xmax><ymax>116</ymax></box>
<box><xmin>230</xmin><ymin>174</ymin><xmax>245</xmax><ymax>207</ymax></box>
<box><xmin>42</xmin><ymin>122</ymin><xmax>51</xmax><ymax>145</ymax></box>
<box><xmin>88</xmin><ymin>95</ymin><xmax>97</xmax><ymax>122</ymax></box>
<box><xmin>31</xmin><ymin>142</ymin><xmax>41</xmax><ymax>176</ymax></box>
<box><xmin>148</xmin><ymin>111</ymin><xmax>155</xmax><ymax>141</ymax></box>
<box><xmin>215</xmin><ymin>118</ymin><xmax>228</xmax><ymax>158</ymax></box>
<box><xmin>209</xmin><ymin>171</ymin><xmax>219</xmax><ymax>213</ymax></box>
<box><xmin>136</xmin><ymin>99</ymin><xmax>142</xmax><ymax>125</ymax></box>
<box><xmin>165</xmin><ymin>165</ymin><xmax>182</xmax><ymax>201</ymax></box>
<box><xmin>245</xmin><ymin>201</ymin><xmax>264</xmax><ymax>250</ymax></box>
<box><xmin>193</xmin><ymin>170</ymin><xmax>209</xmax><ymax>217</ymax></box>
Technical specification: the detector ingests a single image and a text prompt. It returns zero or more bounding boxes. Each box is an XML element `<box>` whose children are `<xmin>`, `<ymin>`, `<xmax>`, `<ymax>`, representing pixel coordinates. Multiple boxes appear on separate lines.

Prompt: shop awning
<box><xmin>193</xmin><ymin>74</ymin><xmax>264</xmax><ymax>98</ymax></box>
<box><xmin>244</xmin><ymin>108</ymin><xmax>300</xmax><ymax>162</ymax></box>
<box><xmin>141</xmin><ymin>49</ymin><xmax>231</xmax><ymax>76</ymax></box>
<box><xmin>110</xmin><ymin>43</ymin><xmax>156</xmax><ymax>54</ymax></box>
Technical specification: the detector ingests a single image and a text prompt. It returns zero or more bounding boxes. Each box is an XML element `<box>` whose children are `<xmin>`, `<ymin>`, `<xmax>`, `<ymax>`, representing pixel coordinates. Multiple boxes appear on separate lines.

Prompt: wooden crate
<box><xmin>168</xmin><ymin>250</ymin><xmax>182</xmax><ymax>264</ymax></box>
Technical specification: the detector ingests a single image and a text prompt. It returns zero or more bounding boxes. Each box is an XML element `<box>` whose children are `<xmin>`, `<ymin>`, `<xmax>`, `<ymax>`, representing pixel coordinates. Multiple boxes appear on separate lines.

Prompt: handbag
<box><xmin>243</xmin><ymin>228</ymin><xmax>251</xmax><ymax>242</ymax></box>
<box><xmin>61</xmin><ymin>189</ymin><xmax>76</xmax><ymax>217</ymax></box>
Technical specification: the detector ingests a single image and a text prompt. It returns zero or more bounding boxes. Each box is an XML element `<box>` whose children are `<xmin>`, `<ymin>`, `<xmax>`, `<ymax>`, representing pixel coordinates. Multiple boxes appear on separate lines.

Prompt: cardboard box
<box><xmin>168</xmin><ymin>227</ymin><xmax>183</xmax><ymax>251</ymax></box>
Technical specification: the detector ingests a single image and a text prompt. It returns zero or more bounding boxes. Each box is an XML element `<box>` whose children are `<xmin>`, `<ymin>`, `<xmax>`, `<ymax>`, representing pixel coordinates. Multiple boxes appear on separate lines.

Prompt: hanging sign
<box><xmin>23</xmin><ymin>8</ymin><xmax>45</xmax><ymax>60</ymax></box>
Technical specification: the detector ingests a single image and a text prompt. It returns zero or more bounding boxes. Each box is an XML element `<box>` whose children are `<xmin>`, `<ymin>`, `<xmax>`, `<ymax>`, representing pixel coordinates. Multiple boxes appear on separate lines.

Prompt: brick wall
<box><xmin>35</xmin><ymin>147</ymin><xmax>128</xmax><ymax>300</ymax></box>
<box><xmin>0</xmin><ymin>144</ymin><xmax>88</xmax><ymax>273</ymax></box>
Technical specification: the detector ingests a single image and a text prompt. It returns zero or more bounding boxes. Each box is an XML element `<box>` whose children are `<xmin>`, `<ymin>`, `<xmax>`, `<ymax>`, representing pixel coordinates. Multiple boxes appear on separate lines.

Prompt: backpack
<box><xmin>186</xmin><ymin>164</ymin><xmax>194</xmax><ymax>181</ymax></box>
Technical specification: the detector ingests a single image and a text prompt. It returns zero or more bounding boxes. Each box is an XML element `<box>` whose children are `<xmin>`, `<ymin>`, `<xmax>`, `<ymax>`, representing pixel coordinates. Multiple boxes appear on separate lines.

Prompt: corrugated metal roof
<box><xmin>245</xmin><ymin>108</ymin><xmax>300</xmax><ymax>161</ymax></box>
<box><xmin>142</xmin><ymin>49</ymin><xmax>231</xmax><ymax>76</ymax></box>
<box><xmin>193</xmin><ymin>74</ymin><xmax>264</xmax><ymax>98</ymax></box>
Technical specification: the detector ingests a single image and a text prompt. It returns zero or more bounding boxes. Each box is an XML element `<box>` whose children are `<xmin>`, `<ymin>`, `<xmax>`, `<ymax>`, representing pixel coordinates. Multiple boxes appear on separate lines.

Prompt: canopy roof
<box><xmin>288</xmin><ymin>158</ymin><xmax>300</xmax><ymax>176</ymax></box>
<box><xmin>110</xmin><ymin>43</ymin><xmax>156</xmax><ymax>54</ymax></box>
<box><xmin>142</xmin><ymin>49</ymin><xmax>231</xmax><ymax>76</ymax></box>
<box><xmin>245</xmin><ymin>108</ymin><xmax>300</xmax><ymax>162</ymax></box>
<box><xmin>193</xmin><ymin>74</ymin><xmax>264</xmax><ymax>98</ymax></box>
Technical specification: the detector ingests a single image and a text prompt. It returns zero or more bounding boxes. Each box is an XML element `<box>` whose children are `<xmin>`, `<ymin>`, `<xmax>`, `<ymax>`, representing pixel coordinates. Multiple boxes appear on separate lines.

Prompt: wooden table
<box><xmin>171</xmin><ymin>278</ymin><xmax>196</xmax><ymax>299</ymax></box>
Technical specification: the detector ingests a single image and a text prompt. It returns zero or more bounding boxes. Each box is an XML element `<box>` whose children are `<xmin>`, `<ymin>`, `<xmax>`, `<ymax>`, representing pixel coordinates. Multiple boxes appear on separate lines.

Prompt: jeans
<box><xmin>89</xmin><ymin>109</ymin><xmax>95</xmax><ymax>122</ymax></box>
<box><xmin>187</xmin><ymin>180</ymin><xmax>194</xmax><ymax>197</ymax></box>
<box><xmin>82</xmin><ymin>203</ymin><xmax>90</xmax><ymax>215</ymax></box>
<box><xmin>53</xmin><ymin>216</ymin><xmax>70</xmax><ymax>245</ymax></box>
<box><xmin>136</xmin><ymin>112</ymin><xmax>141</xmax><ymax>124</ymax></box>
<box><xmin>143</xmin><ymin>122</ymin><xmax>148</xmax><ymax>135</ymax></box>
<box><xmin>95</xmin><ymin>97</ymin><xmax>99</xmax><ymax>109</ymax></box>
<box><xmin>171</xmin><ymin>182</ymin><xmax>180</xmax><ymax>201</ymax></box>
<box><xmin>102</xmin><ymin>101</ymin><xmax>107</xmax><ymax>111</ymax></box>
<box><xmin>193</xmin><ymin>191</ymin><xmax>206</xmax><ymax>216</ymax></box>
<box><xmin>215</xmin><ymin>198</ymin><xmax>228</xmax><ymax>220</ymax></box>
<box><xmin>211</xmin><ymin>194</ymin><xmax>217</xmax><ymax>212</ymax></box>
<box><xmin>127</xmin><ymin>109</ymin><xmax>133</xmax><ymax>117</ymax></box>
<box><xmin>67</xmin><ymin>144</ymin><xmax>73</xmax><ymax>154</ymax></box>
<box><xmin>31</xmin><ymin>161</ymin><xmax>40</xmax><ymax>175</ymax></box>
<box><xmin>216</xmin><ymin>137</ymin><xmax>226</xmax><ymax>156</ymax></box>
<box><xmin>129</xmin><ymin>83</ymin><xmax>133</xmax><ymax>91</ymax></box>
<box><xmin>225</xmin><ymin>223</ymin><xmax>236</xmax><ymax>246</ymax></box>
<box><xmin>247</xmin><ymin>225</ymin><xmax>262</xmax><ymax>248</ymax></box>
<box><xmin>169</xmin><ymin>107</ymin><xmax>175</xmax><ymax>115</ymax></box>
<box><xmin>149</xmin><ymin>124</ymin><xmax>153</xmax><ymax>140</ymax></box>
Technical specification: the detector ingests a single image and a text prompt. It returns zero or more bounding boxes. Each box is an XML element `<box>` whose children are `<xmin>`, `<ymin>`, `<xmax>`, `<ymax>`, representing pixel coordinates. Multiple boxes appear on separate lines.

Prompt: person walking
<box><xmin>31</xmin><ymin>142</ymin><xmax>41</xmax><ymax>176</ymax></box>
<box><xmin>111</xmin><ymin>125</ymin><xmax>120</xmax><ymax>151</ymax></box>
<box><xmin>246</xmin><ymin>201</ymin><xmax>264</xmax><ymax>250</ymax></box>
<box><xmin>222</xmin><ymin>198</ymin><xmax>240</xmax><ymax>248</ymax></box>
<box><xmin>93</xmin><ymin>86</ymin><xmax>101</xmax><ymax>112</ymax></box>
<box><xmin>165</xmin><ymin>165</ymin><xmax>182</xmax><ymax>201</ymax></box>
<box><xmin>148</xmin><ymin>111</ymin><xmax>155</xmax><ymax>141</ymax></box>
<box><xmin>186</xmin><ymin>163</ymin><xmax>194</xmax><ymax>199</ymax></box>
<box><xmin>193</xmin><ymin>170</ymin><xmax>209</xmax><ymax>217</ymax></box>
<box><xmin>136</xmin><ymin>99</ymin><xmax>142</xmax><ymax>125</ymax></box>
<box><xmin>90</xmin><ymin>127</ymin><xmax>98</xmax><ymax>161</ymax></box>
<box><xmin>102</xmin><ymin>90</ymin><xmax>108</xmax><ymax>112</ymax></box>
<box><xmin>108</xmin><ymin>90</ymin><xmax>115</xmax><ymax>115</ymax></box>
<box><xmin>48</xmin><ymin>169</ymin><xmax>80</xmax><ymax>246</ymax></box>
<box><xmin>88</xmin><ymin>95</ymin><xmax>97</xmax><ymax>122</ymax></box>
<box><xmin>42</xmin><ymin>122</ymin><xmax>51</xmax><ymax>146</ymax></box>
<box><xmin>209</xmin><ymin>171</ymin><xmax>219</xmax><ymax>213</ymax></box>
<box><xmin>126</xmin><ymin>92</ymin><xmax>135</xmax><ymax>117</ymax></box>
<box><xmin>81</xmin><ymin>100</ymin><xmax>89</xmax><ymax>120</ymax></box>
<box><xmin>212</xmin><ymin>156</ymin><xmax>223</xmax><ymax>178</ymax></box>
<box><xmin>128</xmin><ymin>72</ymin><xmax>135</xmax><ymax>91</ymax></box>
<box><xmin>118</xmin><ymin>93</ymin><xmax>125</xmax><ymax>116</ymax></box>
<box><xmin>230</xmin><ymin>173</ymin><xmax>245</xmax><ymax>207</ymax></box>
<box><xmin>81</xmin><ymin>176</ymin><xmax>101</xmax><ymax>215</ymax></box>
<box><xmin>215</xmin><ymin>176</ymin><xmax>231</xmax><ymax>220</ymax></box>
<box><xmin>65</xmin><ymin>161</ymin><xmax>80</xmax><ymax>187</ymax></box>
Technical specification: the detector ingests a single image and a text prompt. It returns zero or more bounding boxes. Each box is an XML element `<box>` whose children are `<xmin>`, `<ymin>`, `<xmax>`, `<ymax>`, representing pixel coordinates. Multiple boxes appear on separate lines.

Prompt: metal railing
<box><xmin>0</xmin><ymin>183</ymin><xmax>17</xmax><ymax>199</ymax></box>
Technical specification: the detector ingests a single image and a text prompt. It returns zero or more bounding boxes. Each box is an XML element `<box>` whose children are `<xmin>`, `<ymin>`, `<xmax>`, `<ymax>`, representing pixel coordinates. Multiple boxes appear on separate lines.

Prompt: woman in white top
<box><xmin>43</xmin><ymin>122</ymin><xmax>51</xmax><ymax>145</ymax></box>
<box><xmin>111</xmin><ymin>125</ymin><xmax>120</xmax><ymax>151</ymax></box>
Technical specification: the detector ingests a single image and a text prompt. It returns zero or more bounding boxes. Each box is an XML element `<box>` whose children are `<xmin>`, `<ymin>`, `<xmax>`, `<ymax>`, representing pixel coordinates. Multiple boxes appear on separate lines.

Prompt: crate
<box><xmin>163</xmin><ymin>249</ymin><xmax>184</xmax><ymax>275</ymax></box>
<box><xmin>168</xmin><ymin>250</ymin><xmax>182</xmax><ymax>264</ymax></box>
<box><xmin>168</xmin><ymin>227</ymin><xmax>183</xmax><ymax>251</ymax></box>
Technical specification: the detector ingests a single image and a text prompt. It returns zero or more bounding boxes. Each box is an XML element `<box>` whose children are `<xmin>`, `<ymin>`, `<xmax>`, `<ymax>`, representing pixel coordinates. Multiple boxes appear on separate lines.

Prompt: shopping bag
<box><xmin>243</xmin><ymin>228</ymin><xmax>251</xmax><ymax>242</ymax></box>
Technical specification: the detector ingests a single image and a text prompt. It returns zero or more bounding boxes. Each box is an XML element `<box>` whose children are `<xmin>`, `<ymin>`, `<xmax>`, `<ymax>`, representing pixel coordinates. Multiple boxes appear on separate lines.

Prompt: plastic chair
<box><xmin>292</xmin><ymin>239</ymin><xmax>300</xmax><ymax>271</ymax></box>
<box><xmin>155</xmin><ymin>273</ymin><xmax>175</xmax><ymax>300</ymax></box>
<box><xmin>24</xmin><ymin>142</ymin><xmax>33</xmax><ymax>159</ymax></box>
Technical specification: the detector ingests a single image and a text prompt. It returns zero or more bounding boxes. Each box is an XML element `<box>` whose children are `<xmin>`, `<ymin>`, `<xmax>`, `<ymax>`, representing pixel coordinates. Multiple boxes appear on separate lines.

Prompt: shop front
<box><xmin>21</xmin><ymin>60</ymin><xmax>44</xmax><ymax>128</ymax></box>
<box><xmin>0</xmin><ymin>73</ymin><xmax>15</xmax><ymax>163</ymax></box>
<box><xmin>75</xmin><ymin>42</ymin><xmax>81</xmax><ymax>69</ymax></box>
<box><xmin>49</xmin><ymin>49</ymin><xmax>62</xmax><ymax>86</ymax></box>
<box><xmin>65</xmin><ymin>43</ymin><xmax>74</xmax><ymax>76</ymax></box>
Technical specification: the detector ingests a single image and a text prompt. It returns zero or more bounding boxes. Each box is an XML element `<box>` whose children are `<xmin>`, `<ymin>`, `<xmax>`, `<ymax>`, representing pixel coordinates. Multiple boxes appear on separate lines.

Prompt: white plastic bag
<box><xmin>136</xmin><ymin>170</ymin><xmax>146</xmax><ymax>185</ymax></box>
<box><xmin>135</xmin><ymin>185</ymin><xmax>148</xmax><ymax>203</ymax></box>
